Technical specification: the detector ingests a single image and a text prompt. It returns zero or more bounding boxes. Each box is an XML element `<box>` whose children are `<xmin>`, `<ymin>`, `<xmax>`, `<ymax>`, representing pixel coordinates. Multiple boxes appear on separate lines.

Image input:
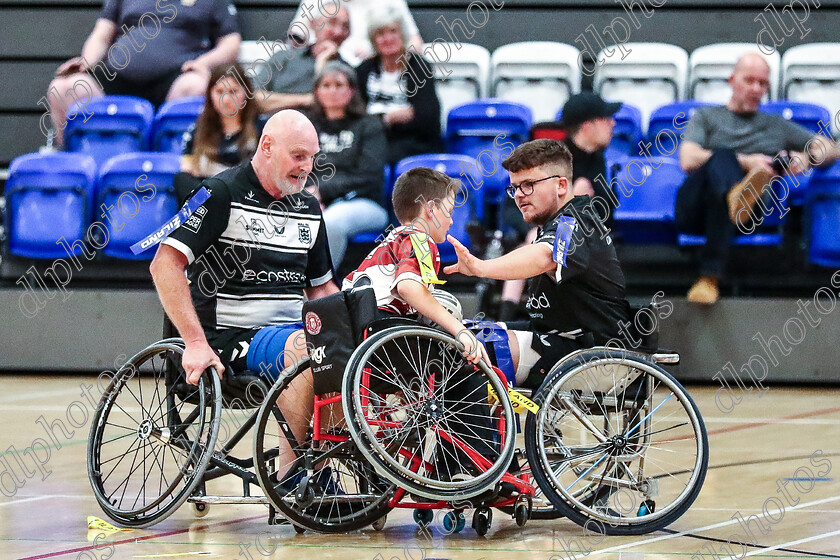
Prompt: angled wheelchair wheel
<box><xmin>342</xmin><ymin>327</ymin><xmax>517</xmax><ymax>501</ymax></box>
<box><xmin>87</xmin><ymin>339</ymin><xmax>222</xmax><ymax>527</ymax></box>
<box><xmin>525</xmin><ymin>348</ymin><xmax>708</xmax><ymax>535</ymax></box>
<box><xmin>254</xmin><ymin>358</ymin><xmax>395</xmax><ymax>533</ymax></box>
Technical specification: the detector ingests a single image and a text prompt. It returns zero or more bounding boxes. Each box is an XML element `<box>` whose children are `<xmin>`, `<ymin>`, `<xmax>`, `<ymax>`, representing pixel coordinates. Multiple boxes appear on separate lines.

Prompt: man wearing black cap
<box><xmin>558</xmin><ymin>92</ymin><xmax>621</xmax><ymax>227</ymax></box>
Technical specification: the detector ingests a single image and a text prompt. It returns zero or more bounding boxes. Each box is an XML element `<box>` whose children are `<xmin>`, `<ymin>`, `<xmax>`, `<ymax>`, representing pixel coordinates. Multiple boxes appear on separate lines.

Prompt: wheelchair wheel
<box><xmin>254</xmin><ymin>358</ymin><xmax>395</xmax><ymax>533</ymax></box>
<box><xmin>342</xmin><ymin>327</ymin><xmax>517</xmax><ymax>500</ymax></box>
<box><xmin>525</xmin><ymin>349</ymin><xmax>708</xmax><ymax>535</ymax></box>
<box><xmin>87</xmin><ymin>340</ymin><xmax>221</xmax><ymax>527</ymax></box>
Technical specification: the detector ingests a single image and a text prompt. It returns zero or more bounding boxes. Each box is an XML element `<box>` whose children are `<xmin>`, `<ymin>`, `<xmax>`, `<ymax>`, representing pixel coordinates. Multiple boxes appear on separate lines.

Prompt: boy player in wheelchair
<box><xmin>341</xmin><ymin>167</ymin><xmax>501</xmax><ymax>482</ymax></box>
<box><xmin>343</xmin><ymin>166</ymin><xmax>488</xmax><ymax>363</ymax></box>
<box><xmin>444</xmin><ymin>139</ymin><xmax>637</xmax><ymax>389</ymax></box>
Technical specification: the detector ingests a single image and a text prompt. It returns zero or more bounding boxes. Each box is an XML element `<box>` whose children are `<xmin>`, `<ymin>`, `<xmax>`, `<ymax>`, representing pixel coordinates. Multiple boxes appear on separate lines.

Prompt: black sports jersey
<box><xmin>527</xmin><ymin>195</ymin><xmax>630</xmax><ymax>342</ymax></box>
<box><xmin>162</xmin><ymin>162</ymin><xmax>333</xmax><ymax>335</ymax></box>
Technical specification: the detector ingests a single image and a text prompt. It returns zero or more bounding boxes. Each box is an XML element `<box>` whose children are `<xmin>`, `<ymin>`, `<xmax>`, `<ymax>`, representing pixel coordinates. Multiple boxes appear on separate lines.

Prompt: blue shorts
<box><xmin>210</xmin><ymin>323</ymin><xmax>304</xmax><ymax>382</ymax></box>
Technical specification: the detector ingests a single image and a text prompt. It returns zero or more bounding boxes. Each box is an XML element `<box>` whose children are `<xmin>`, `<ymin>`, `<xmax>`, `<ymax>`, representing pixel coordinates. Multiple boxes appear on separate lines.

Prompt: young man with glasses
<box><xmin>445</xmin><ymin>139</ymin><xmax>631</xmax><ymax>388</ymax></box>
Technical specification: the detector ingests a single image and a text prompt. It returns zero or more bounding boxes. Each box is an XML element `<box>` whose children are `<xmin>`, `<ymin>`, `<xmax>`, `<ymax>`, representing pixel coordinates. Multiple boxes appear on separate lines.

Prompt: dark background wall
<box><xmin>1</xmin><ymin>0</ymin><xmax>839</xmax><ymax>164</ymax></box>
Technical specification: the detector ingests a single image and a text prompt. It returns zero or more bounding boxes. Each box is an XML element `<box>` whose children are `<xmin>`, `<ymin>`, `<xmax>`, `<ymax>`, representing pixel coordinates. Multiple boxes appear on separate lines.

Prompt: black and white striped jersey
<box><xmin>162</xmin><ymin>162</ymin><xmax>333</xmax><ymax>333</ymax></box>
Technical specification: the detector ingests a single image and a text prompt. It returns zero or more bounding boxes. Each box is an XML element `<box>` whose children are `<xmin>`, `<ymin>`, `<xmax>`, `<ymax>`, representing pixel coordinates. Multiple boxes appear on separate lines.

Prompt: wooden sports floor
<box><xmin>1</xmin><ymin>375</ymin><xmax>838</xmax><ymax>560</ymax></box>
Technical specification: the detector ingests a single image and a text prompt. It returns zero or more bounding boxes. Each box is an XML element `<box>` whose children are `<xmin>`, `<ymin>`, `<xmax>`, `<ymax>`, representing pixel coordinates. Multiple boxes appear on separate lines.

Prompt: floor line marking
<box><xmin>718</xmin><ymin>529</ymin><xmax>840</xmax><ymax>560</ymax></box>
<box><xmin>16</xmin><ymin>515</ymin><xmax>265</xmax><ymax>560</ymax></box>
<box><xmin>0</xmin><ymin>496</ymin><xmax>48</xmax><ymax>507</ymax></box>
<box><xmin>590</xmin><ymin>493</ymin><xmax>840</xmax><ymax>555</ymax></box>
<box><xmin>705</xmin><ymin>406</ymin><xmax>840</xmax><ymax>438</ymax></box>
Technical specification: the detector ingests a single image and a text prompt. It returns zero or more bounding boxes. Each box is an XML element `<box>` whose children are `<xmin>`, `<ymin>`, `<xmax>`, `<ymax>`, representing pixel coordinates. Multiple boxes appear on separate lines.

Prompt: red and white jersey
<box><xmin>342</xmin><ymin>225</ymin><xmax>442</xmax><ymax>315</ymax></box>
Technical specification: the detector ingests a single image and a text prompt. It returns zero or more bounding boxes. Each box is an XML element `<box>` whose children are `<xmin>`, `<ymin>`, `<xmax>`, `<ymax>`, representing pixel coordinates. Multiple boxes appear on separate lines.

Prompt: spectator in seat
<box><xmin>288</xmin><ymin>0</ymin><xmax>424</xmax><ymax>66</ymax></box>
<box><xmin>47</xmin><ymin>0</ymin><xmax>241</xmax><ymax>147</ymax></box>
<box><xmin>258</xmin><ymin>6</ymin><xmax>352</xmax><ymax>113</ymax></box>
<box><xmin>497</xmin><ymin>93</ymin><xmax>620</xmax><ymax>321</ymax></box>
<box><xmin>356</xmin><ymin>7</ymin><xmax>442</xmax><ymax>166</ymax></box>
<box><xmin>307</xmin><ymin>61</ymin><xmax>388</xmax><ymax>270</ymax></box>
<box><xmin>677</xmin><ymin>53</ymin><xmax>840</xmax><ymax>305</ymax></box>
<box><xmin>181</xmin><ymin>63</ymin><xmax>262</xmax><ymax>179</ymax></box>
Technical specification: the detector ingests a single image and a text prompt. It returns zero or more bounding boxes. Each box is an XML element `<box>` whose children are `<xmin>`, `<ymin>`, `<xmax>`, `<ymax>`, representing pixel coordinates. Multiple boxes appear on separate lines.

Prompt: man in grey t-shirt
<box><xmin>256</xmin><ymin>6</ymin><xmax>351</xmax><ymax>113</ymax></box>
<box><xmin>677</xmin><ymin>53</ymin><xmax>839</xmax><ymax>305</ymax></box>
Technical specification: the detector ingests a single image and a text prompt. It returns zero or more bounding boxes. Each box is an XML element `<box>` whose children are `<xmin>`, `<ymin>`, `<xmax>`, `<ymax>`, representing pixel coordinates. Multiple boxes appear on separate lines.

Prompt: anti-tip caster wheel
<box><xmin>442</xmin><ymin>510</ymin><xmax>466</xmax><ymax>534</ymax></box>
<box><xmin>371</xmin><ymin>515</ymin><xmax>387</xmax><ymax>531</ymax></box>
<box><xmin>472</xmin><ymin>508</ymin><xmax>492</xmax><ymax>536</ymax></box>
<box><xmin>413</xmin><ymin>509</ymin><xmax>433</xmax><ymax>528</ymax></box>
<box><xmin>514</xmin><ymin>503</ymin><xmax>528</xmax><ymax>527</ymax></box>
<box><xmin>638</xmin><ymin>500</ymin><xmax>656</xmax><ymax>516</ymax></box>
<box><xmin>191</xmin><ymin>502</ymin><xmax>209</xmax><ymax>518</ymax></box>
<box><xmin>293</xmin><ymin>524</ymin><xmax>306</xmax><ymax>534</ymax></box>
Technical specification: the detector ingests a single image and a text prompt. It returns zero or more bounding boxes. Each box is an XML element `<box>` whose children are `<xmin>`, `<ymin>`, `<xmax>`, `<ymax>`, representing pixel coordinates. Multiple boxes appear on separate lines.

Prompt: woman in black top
<box><xmin>309</xmin><ymin>61</ymin><xmax>388</xmax><ymax>269</ymax></box>
<box><xmin>356</xmin><ymin>7</ymin><xmax>442</xmax><ymax>165</ymax></box>
<box><xmin>181</xmin><ymin>62</ymin><xmax>261</xmax><ymax>179</ymax></box>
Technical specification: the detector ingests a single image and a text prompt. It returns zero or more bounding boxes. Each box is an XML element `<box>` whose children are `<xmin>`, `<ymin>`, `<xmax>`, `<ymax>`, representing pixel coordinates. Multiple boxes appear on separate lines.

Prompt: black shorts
<box><xmin>524</xmin><ymin>331</ymin><xmax>590</xmax><ymax>390</ymax></box>
<box><xmin>102</xmin><ymin>69</ymin><xmax>182</xmax><ymax>108</ymax></box>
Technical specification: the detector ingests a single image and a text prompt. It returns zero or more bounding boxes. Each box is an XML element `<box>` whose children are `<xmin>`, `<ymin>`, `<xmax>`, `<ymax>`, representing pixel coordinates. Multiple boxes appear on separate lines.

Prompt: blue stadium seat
<box><xmin>612</xmin><ymin>157</ymin><xmax>686</xmax><ymax>243</ymax></box>
<box><xmin>806</xmin><ymin>162</ymin><xmax>840</xmax><ymax>267</ymax></box>
<box><xmin>151</xmin><ymin>96</ymin><xmax>204</xmax><ymax>153</ymax></box>
<box><xmin>96</xmin><ymin>153</ymin><xmax>180</xmax><ymax>260</ymax></box>
<box><xmin>446</xmin><ymin>100</ymin><xmax>532</xmax><ymax>199</ymax></box>
<box><xmin>678</xmin><ymin>176</ymin><xmax>789</xmax><ymax>248</ymax></box>
<box><xmin>760</xmin><ymin>101</ymin><xmax>832</xmax><ymax>135</ymax></box>
<box><xmin>65</xmin><ymin>96</ymin><xmax>155</xmax><ymax>167</ymax></box>
<box><xmin>6</xmin><ymin>152</ymin><xmax>97</xmax><ymax>259</ymax></box>
<box><xmin>393</xmin><ymin>154</ymin><xmax>485</xmax><ymax>263</ymax></box>
<box><xmin>647</xmin><ymin>101</ymin><xmax>715</xmax><ymax>157</ymax></box>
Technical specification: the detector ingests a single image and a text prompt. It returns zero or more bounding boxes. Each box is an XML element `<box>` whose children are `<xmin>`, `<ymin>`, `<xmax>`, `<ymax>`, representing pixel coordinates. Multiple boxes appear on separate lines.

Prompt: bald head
<box><xmin>728</xmin><ymin>53</ymin><xmax>771</xmax><ymax>113</ymax></box>
<box><xmin>732</xmin><ymin>53</ymin><xmax>771</xmax><ymax>77</ymax></box>
<box><xmin>253</xmin><ymin>110</ymin><xmax>320</xmax><ymax>198</ymax></box>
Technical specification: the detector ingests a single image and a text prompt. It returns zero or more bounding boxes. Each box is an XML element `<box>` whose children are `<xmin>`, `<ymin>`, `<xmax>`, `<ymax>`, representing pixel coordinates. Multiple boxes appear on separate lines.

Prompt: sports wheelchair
<box><xmin>86</xmin><ymin>335</ymin><xmax>291</xmax><ymax>528</ymax></box>
<box><xmin>249</xmin><ymin>291</ymin><xmax>708</xmax><ymax>536</ymax></box>
<box><xmin>86</xmin><ymin>294</ymin><xmax>708</xmax><ymax>537</ymax></box>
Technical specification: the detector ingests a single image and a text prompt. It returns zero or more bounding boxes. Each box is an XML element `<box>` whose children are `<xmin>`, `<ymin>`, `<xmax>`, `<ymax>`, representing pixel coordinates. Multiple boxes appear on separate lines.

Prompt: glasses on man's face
<box><xmin>505</xmin><ymin>175</ymin><xmax>561</xmax><ymax>199</ymax></box>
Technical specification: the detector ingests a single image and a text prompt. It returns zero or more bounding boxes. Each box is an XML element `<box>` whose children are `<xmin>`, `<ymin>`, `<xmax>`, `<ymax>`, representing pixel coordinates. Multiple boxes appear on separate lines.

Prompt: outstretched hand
<box><xmin>443</xmin><ymin>235</ymin><xmax>484</xmax><ymax>277</ymax></box>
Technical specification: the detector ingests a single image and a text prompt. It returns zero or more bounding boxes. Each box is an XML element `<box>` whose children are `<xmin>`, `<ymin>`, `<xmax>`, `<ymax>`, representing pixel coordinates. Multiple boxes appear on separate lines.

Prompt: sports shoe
<box><xmin>687</xmin><ymin>276</ymin><xmax>719</xmax><ymax>305</ymax></box>
<box><xmin>727</xmin><ymin>168</ymin><xmax>774</xmax><ymax>229</ymax></box>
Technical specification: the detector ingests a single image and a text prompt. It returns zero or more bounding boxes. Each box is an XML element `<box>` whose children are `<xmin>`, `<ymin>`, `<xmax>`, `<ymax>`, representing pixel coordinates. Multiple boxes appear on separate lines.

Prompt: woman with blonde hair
<box><xmin>356</xmin><ymin>7</ymin><xmax>442</xmax><ymax>165</ymax></box>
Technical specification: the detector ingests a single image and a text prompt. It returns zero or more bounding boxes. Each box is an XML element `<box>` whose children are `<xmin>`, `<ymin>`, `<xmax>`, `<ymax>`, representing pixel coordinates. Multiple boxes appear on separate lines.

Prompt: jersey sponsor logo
<box><xmin>242</xmin><ymin>269</ymin><xmax>306</xmax><ymax>283</ymax></box>
<box><xmin>246</xmin><ymin>218</ymin><xmax>266</xmax><ymax>236</ymax></box>
<box><xmin>245</xmin><ymin>190</ymin><xmax>259</xmax><ymax>203</ymax></box>
<box><xmin>289</xmin><ymin>197</ymin><xmax>307</xmax><ymax>210</ymax></box>
<box><xmin>311</xmin><ymin>345</ymin><xmax>326</xmax><ymax>364</ymax></box>
<box><xmin>527</xmin><ymin>293</ymin><xmax>550</xmax><ymax>310</ymax></box>
<box><xmin>298</xmin><ymin>223</ymin><xmax>312</xmax><ymax>244</ymax></box>
<box><xmin>305</xmin><ymin>311</ymin><xmax>322</xmax><ymax>335</ymax></box>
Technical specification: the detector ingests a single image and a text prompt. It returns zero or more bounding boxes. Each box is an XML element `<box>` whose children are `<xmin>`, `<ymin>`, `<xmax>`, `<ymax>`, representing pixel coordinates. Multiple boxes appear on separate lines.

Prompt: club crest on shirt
<box><xmin>305</xmin><ymin>312</ymin><xmax>321</xmax><ymax>335</ymax></box>
<box><xmin>298</xmin><ymin>223</ymin><xmax>312</xmax><ymax>244</ymax></box>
